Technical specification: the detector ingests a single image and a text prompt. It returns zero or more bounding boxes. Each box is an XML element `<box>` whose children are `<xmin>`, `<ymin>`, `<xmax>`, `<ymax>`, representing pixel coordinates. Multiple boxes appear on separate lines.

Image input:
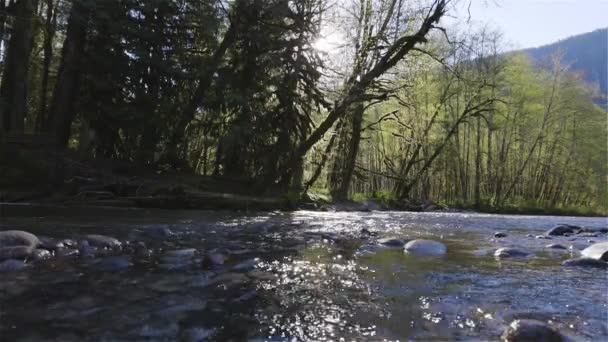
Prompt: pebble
<box><xmin>501</xmin><ymin>319</ymin><xmax>563</xmax><ymax>342</ymax></box>
<box><xmin>404</xmin><ymin>239</ymin><xmax>447</xmax><ymax>256</ymax></box>
<box><xmin>494</xmin><ymin>248</ymin><xmax>530</xmax><ymax>258</ymax></box>
<box><xmin>0</xmin><ymin>259</ymin><xmax>26</xmax><ymax>272</ymax></box>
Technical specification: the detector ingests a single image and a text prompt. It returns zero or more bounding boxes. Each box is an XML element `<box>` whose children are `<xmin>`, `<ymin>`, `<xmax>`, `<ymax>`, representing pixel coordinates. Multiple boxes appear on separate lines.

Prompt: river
<box><xmin>1</xmin><ymin>205</ymin><xmax>606</xmax><ymax>341</ymax></box>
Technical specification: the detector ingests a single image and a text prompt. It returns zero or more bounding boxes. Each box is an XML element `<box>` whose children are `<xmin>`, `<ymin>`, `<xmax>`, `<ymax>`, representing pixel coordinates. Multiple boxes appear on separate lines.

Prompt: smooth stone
<box><xmin>562</xmin><ymin>257</ymin><xmax>608</xmax><ymax>269</ymax></box>
<box><xmin>378</xmin><ymin>237</ymin><xmax>407</xmax><ymax>248</ymax></box>
<box><xmin>545</xmin><ymin>244</ymin><xmax>567</xmax><ymax>250</ymax></box>
<box><xmin>0</xmin><ymin>245</ymin><xmax>34</xmax><ymax>260</ymax></box>
<box><xmin>164</xmin><ymin>248</ymin><xmax>197</xmax><ymax>258</ymax></box>
<box><xmin>546</xmin><ymin>224</ymin><xmax>579</xmax><ymax>236</ymax></box>
<box><xmin>494</xmin><ymin>232</ymin><xmax>508</xmax><ymax>238</ymax></box>
<box><xmin>85</xmin><ymin>234</ymin><xmax>122</xmax><ymax>248</ymax></box>
<box><xmin>0</xmin><ymin>230</ymin><xmax>40</xmax><ymax>247</ymax></box>
<box><xmin>56</xmin><ymin>248</ymin><xmax>80</xmax><ymax>258</ymax></box>
<box><xmin>39</xmin><ymin>237</ymin><xmax>65</xmax><ymax>250</ymax></box>
<box><xmin>93</xmin><ymin>256</ymin><xmax>131</xmax><ymax>271</ymax></box>
<box><xmin>0</xmin><ymin>259</ymin><xmax>26</xmax><ymax>272</ymax></box>
<box><xmin>501</xmin><ymin>319</ymin><xmax>563</xmax><ymax>342</ymax></box>
<box><xmin>526</xmin><ymin>234</ymin><xmax>534</xmax><ymax>238</ymax></box>
<box><xmin>404</xmin><ymin>239</ymin><xmax>447</xmax><ymax>256</ymax></box>
<box><xmin>32</xmin><ymin>249</ymin><xmax>52</xmax><ymax>260</ymax></box>
<box><xmin>232</xmin><ymin>258</ymin><xmax>259</xmax><ymax>272</ymax></box>
<box><xmin>581</xmin><ymin>242</ymin><xmax>608</xmax><ymax>261</ymax></box>
<box><xmin>494</xmin><ymin>248</ymin><xmax>530</xmax><ymax>258</ymax></box>
<box><xmin>79</xmin><ymin>245</ymin><xmax>99</xmax><ymax>258</ymax></box>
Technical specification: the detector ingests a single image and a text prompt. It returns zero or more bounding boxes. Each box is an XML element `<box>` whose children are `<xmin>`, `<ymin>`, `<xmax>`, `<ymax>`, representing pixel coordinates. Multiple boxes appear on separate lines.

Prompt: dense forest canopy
<box><xmin>0</xmin><ymin>0</ymin><xmax>606</xmax><ymax>212</ymax></box>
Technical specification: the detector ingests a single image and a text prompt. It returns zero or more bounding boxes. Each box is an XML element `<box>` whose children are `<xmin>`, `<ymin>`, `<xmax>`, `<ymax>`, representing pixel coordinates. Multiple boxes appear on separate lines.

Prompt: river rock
<box><xmin>0</xmin><ymin>259</ymin><xmax>26</xmax><ymax>272</ymax></box>
<box><xmin>501</xmin><ymin>319</ymin><xmax>563</xmax><ymax>342</ymax></box>
<box><xmin>0</xmin><ymin>245</ymin><xmax>34</xmax><ymax>260</ymax></box>
<box><xmin>0</xmin><ymin>230</ymin><xmax>40</xmax><ymax>248</ymax></box>
<box><xmin>56</xmin><ymin>248</ymin><xmax>80</xmax><ymax>258</ymax></box>
<box><xmin>546</xmin><ymin>224</ymin><xmax>580</xmax><ymax>236</ymax></box>
<box><xmin>494</xmin><ymin>248</ymin><xmax>530</xmax><ymax>258</ymax></box>
<box><xmin>562</xmin><ymin>257</ymin><xmax>608</xmax><ymax>269</ymax></box>
<box><xmin>545</xmin><ymin>244</ymin><xmax>567</xmax><ymax>250</ymax></box>
<box><xmin>494</xmin><ymin>232</ymin><xmax>508</xmax><ymax>238</ymax></box>
<box><xmin>39</xmin><ymin>237</ymin><xmax>65</xmax><ymax>250</ymax></box>
<box><xmin>85</xmin><ymin>234</ymin><xmax>122</xmax><ymax>248</ymax></box>
<box><xmin>404</xmin><ymin>239</ymin><xmax>447</xmax><ymax>256</ymax></box>
<box><xmin>32</xmin><ymin>248</ymin><xmax>52</xmax><ymax>260</ymax></box>
<box><xmin>94</xmin><ymin>256</ymin><xmax>132</xmax><ymax>271</ymax></box>
<box><xmin>378</xmin><ymin>237</ymin><xmax>407</xmax><ymax>248</ymax></box>
<box><xmin>581</xmin><ymin>241</ymin><xmax>608</xmax><ymax>261</ymax></box>
<box><xmin>164</xmin><ymin>248</ymin><xmax>197</xmax><ymax>258</ymax></box>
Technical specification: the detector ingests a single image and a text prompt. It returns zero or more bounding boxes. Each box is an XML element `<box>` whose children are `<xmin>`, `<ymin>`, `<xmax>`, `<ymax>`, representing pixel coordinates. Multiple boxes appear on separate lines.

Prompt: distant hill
<box><xmin>522</xmin><ymin>28</ymin><xmax>607</xmax><ymax>103</ymax></box>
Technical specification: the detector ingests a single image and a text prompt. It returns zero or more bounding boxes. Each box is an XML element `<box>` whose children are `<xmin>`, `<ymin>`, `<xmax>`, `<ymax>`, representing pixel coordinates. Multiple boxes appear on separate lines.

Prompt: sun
<box><xmin>313</xmin><ymin>31</ymin><xmax>344</xmax><ymax>53</ymax></box>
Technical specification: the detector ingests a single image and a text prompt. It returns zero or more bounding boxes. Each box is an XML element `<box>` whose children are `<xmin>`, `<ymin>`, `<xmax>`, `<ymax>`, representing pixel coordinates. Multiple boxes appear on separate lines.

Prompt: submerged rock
<box><xmin>545</xmin><ymin>244</ymin><xmax>567</xmax><ymax>250</ymax></box>
<box><xmin>0</xmin><ymin>259</ymin><xmax>26</xmax><ymax>272</ymax></box>
<box><xmin>94</xmin><ymin>256</ymin><xmax>132</xmax><ymax>271</ymax></box>
<box><xmin>494</xmin><ymin>248</ymin><xmax>530</xmax><ymax>258</ymax></box>
<box><xmin>501</xmin><ymin>319</ymin><xmax>563</xmax><ymax>342</ymax></box>
<box><xmin>203</xmin><ymin>252</ymin><xmax>226</xmax><ymax>267</ymax></box>
<box><xmin>546</xmin><ymin>224</ymin><xmax>579</xmax><ymax>236</ymax></box>
<box><xmin>378</xmin><ymin>237</ymin><xmax>407</xmax><ymax>248</ymax></box>
<box><xmin>562</xmin><ymin>257</ymin><xmax>608</xmax><ymax>269</ymax></box>
<box><xmin>85</xmin><ymin>234</ymin><xmax>122</xmax><ymax>248</ymax></box>
<box><xmin>581</xmin><ymin>242</ymin><xmax>608</xmax><ymax>261</ymax></box>
<box><xmin>404</xmin><ymin>239</ymin><xmax>447</xmax><ymax>256</ymax></box>
<box><xmin>494</xmin><ymin>232</ymin><xmax>508</xmax><ymax>238</ymax></box>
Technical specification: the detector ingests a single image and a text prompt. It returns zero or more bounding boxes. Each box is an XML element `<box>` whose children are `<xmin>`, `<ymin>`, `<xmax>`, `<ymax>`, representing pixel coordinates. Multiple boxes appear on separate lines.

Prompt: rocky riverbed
<box><xmin>1</xmin><ymin>204</ymin><xmax>607</xmax><ymax>341</ymax></box>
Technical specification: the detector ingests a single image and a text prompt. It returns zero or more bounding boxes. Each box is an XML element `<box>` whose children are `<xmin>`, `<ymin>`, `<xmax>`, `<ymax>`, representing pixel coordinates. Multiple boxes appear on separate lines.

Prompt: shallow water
<box><xmin>1</xmin><ymin>205</ymin><xmax>607</xmax><ymax>341</ymax></box>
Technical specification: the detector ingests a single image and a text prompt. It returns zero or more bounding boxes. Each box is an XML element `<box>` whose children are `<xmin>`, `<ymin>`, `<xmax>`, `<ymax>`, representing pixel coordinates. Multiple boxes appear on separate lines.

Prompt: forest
<box><xmin>0</xmin><ymin>0</ymin><xmax>606</xmax><ymax>214</ymax></box>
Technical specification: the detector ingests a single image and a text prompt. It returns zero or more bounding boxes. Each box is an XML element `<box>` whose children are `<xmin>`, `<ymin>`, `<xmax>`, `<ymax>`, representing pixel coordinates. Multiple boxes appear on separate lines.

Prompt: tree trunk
<box><xmin>329</xmin><ymin>103</ymin><xmax>364</xmax><ymax>200</ymax></box>
<box><xmin>35</xmin><ymin>0</ymin><xmax>55</xmax><ymax>132</ymax></box>
<box><xmin>0</xmin><ymin>0</ymin><xmax>39</xmax><ymax>134</ymax></box>
<box><xmin>49</xmin><ymin>0</ymin><xmax>89</xmax><ymax>148</ymax></box>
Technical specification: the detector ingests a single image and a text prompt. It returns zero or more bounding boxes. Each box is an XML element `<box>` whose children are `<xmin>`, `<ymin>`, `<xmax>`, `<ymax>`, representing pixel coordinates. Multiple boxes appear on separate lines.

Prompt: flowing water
<box><xmin>1</xmin><ymin>205</ymin><xmax>607</xmax><ymax>341</ymax></box>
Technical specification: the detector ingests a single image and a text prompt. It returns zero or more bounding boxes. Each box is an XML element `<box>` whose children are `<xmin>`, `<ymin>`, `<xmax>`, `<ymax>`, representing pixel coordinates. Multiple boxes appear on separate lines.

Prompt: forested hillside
<box><xmin>524</xmin><ymin>28</ymin><xmax>607</xmax><ymax>106</ymax></box>
<box><xmin>0</xmin><ymin>0</ymin><xmax>605</xmax><ymax>214</ymax></box>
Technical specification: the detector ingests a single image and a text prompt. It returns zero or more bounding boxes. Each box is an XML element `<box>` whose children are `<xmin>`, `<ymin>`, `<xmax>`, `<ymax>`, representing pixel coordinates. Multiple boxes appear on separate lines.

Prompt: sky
<box><xmin>450</xmin><ymin>0</ymin><xmax>608</xmax><ymax>49</ymax></box>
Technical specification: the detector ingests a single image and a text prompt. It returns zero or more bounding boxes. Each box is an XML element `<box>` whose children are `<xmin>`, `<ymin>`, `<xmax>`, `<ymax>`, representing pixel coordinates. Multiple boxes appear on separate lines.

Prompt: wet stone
<box><xmin>494</xmin><ymin>232</ymin><xmax>508</xmax><ymax>238</ymax></box>
<box><xmin>545</xmin><ymin>244</ymin><xmax>567</xmax><ymax>250</ymax></box>
<box><xmin>404</xmin><ymin>239</ymin><xmax>447</xmax><ymax>256</ymax></box>
<box><xmin>57</xmin><ymin>248</ymin><xmax>80</xmax><ymax>258</ymax></box>
<box><xmin>0</xmin><ymin>230</ymin><xmax>40</xmax><ymax>248</ymax></box>
<box><xmin>546</xmin><ymin>224</ymin><xmax>579</xmax><ymax>236</ymax></box>
<box><xmin>39</xmin><ymin>237</ymin><xmax>65</xmax><ymax>250</ymax></box>
<box><xmin>85</xmin><ymin>234</ymin><xmax>122</xmax><ymax>248</ymax></box>
<box><xmin>535</xmin><ymin>235</ymin><xmax>552</xmax><ymax>240</ymax></box>
<box><xmin>0</xmin><ymin>259</ymin><xmax>26</xmax><ymax>273</ymax></box>
<box><xmin>32</xmin><ymin>248</ymin><xmax>52</xmax><ymax>260</ymax></box>
<box><xmin>501</xmin><ymin>319</ymin><xmax>563</xmax><ymax>342</ymax></box>
<box><xmin>0</xmin><ymin>245</ymin><xmax>34</xmax><ymax>260</ymax></box>
<box><xmin>494</xmin><ymin>248</ymin><xmax>530</xmax><ymax>258</ymax></box>
<box><xmin>581</xmin><ymin>242</ymin><xmax>608</xmax><ymax>261</ymax></box>
<box><xmin>378</xmin><ymin>237</ymin><xmax>407</xmax><ymax>248</ymax></box>
<box><xmin>562</xmin><ymin>257</ymin><xmax>608</xmax><ymax>269</ymax></box>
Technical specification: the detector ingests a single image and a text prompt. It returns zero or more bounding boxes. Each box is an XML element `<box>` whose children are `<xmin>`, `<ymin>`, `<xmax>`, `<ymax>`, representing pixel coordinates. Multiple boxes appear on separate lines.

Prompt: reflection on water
<box><xmin>0</xmin><ymin>206</ymin><xmax>607</xmax><ymax>340</ymax></box>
